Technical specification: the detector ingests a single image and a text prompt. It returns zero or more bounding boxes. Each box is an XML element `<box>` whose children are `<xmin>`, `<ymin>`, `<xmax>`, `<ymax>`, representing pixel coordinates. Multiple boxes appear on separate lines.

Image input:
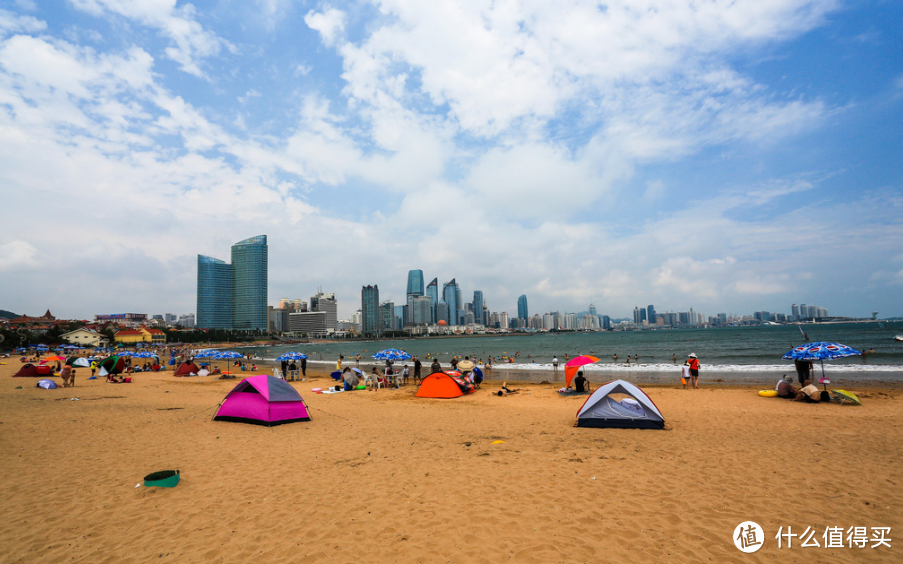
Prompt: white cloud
<box><xmin>0</xmin><ymin>240</ymin><xmax>39</xmax><ymax>271</ymax></box>
<box><xmin>0</xmin><ymin>8</ymin><xmax>45</xmax><ymax>35</ymax></box>
<box><xmin>69</xmin><ymin>0</ymin><xmax>230</xmax><ymax>77</ymax></box>
<box><xmin>305</xmin><ymin>7</ymin><xmax>345</xmax><ymax>47</ymax></box>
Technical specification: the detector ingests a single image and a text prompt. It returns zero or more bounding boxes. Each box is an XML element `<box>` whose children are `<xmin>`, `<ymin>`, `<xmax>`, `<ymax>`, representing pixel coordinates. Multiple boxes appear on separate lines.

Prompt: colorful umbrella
<box><xmin>276</xmin><ymin>352</ymin><xmax>308</xmax><ymax>361</ymax></box>
<box><xmin>782</xmin><ymin>342</ymin><xmax>862</xmax><ymax>361</ymax></box>
<box><xmin>40</xmin><ymin>355</ymin><xmax>66</xmax><ymax>363</ymax></box>
<box><xmin>373</xmin><ymin>349</ymin><xmax>411</xmax><ymax>361</ymax></box>
<box><xmin>564</xmin><ymin>355</ymin><xmax>600</xmax><ymax>388</ymax></box>
<box><xmin>783</xmin><ymin>341</ymin><xmax>861</xmax><ymax>389</ymax></box>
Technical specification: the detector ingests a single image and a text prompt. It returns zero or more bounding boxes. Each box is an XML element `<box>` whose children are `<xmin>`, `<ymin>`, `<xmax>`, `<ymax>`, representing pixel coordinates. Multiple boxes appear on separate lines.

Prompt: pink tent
<box><xmin>214</xmin><ymin>375</ymin><xmax>311</xmax><ymax>426</ymax></box>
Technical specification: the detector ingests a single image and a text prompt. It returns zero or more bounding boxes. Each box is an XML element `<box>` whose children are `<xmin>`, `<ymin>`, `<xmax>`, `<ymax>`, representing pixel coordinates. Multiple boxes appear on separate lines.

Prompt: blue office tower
<box><xmin>426</xmin><ymin>278</ymin><xmax>438</xmax><ymax>323</ymax></box>
<box><xmin>517</xmin><ymin>295</ymin><xmax>528</xmax><ymax>320</ymax></box>
<box><xmin>231</xmin><ymin>235</ymin><xmax>268</xmax><ymax>331</ymax></box>
<box><xmin>197</xmin><ymin>255</ymin><xmax>232</xmax><ymax>329</ymax></box>
<box><xmin>406</xmin><ymin>270</ymin><xmax>424</xmax><ymax>297</ymax></box>
<box><xmin>473</xmin><ymin>291</ymin><xmax>484</xmax><ymax>325</ymax></box>
<box><xmin>361</xmin><ymin>285</ymin><xmax>380</xmax><ymax>335</ymax></box>
<box><xmin>443</xmin><ymin>279</ymin><xmax>460</xmax><ymax>324</ymax></box>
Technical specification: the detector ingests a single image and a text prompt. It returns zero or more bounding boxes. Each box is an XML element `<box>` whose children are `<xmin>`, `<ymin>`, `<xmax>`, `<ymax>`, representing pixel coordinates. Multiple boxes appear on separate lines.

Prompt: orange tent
<box><xmin>416</xmin><ymin>371</ymin><xmax>475</xmax><ymax>398</ymax></box>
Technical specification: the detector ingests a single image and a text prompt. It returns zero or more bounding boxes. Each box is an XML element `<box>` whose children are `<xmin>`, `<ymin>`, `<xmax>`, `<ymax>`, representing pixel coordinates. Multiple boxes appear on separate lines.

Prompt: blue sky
<box><xmin>1</xmin><ymin>0</ymin><xmax>901</xmax><ymax>321</ymax></box>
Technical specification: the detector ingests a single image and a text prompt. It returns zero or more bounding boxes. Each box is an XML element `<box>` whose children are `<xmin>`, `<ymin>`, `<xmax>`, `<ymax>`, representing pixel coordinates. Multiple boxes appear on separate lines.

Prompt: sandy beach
<box><xmin>1</xmin><ymin>359</ymin><xmax>900</xmax><ymax>563</ymax></box>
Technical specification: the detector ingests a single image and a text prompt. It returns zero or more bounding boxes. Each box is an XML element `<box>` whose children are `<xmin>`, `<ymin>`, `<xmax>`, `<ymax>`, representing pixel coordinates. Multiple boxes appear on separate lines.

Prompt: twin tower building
<box><xmin>197</xmin><ymin>235</ymin><xmax>268</xmax><ymax>330</ymax></box>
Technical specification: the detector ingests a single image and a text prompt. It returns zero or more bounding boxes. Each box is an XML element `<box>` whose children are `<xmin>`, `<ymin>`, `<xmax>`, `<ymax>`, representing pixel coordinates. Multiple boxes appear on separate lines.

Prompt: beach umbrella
<box><xmin>373</xmin><ymin>349</ymin><xmax>411</xmax><ymax>361</ymax></box>
<box><xmin>831</xmin><ymin>389</ymin><xmax>862</xmax><ymax>405</ymax></box>
<box><xmin>276</xmin><ymin>352</ymin><xmax>308</xmax><ymax>361</ymax></box>
<box><xmin>457</xmin><ymin>360</ymin><xmax>475</xmax><ymax>371</ymax></box>
<box><xmin>782</xmin><ymin>341</ymin><xmax>861</xmax><ymax>390</ymax></box>
<box><xmin>40</xmin><ymin>355</ymin><xmax>66</xmax><ymax>363</ymax></box>
<box><xmin>564</xmin><ymin>355</ymin><xmax>600</xmax><ymax>388</ymax></box>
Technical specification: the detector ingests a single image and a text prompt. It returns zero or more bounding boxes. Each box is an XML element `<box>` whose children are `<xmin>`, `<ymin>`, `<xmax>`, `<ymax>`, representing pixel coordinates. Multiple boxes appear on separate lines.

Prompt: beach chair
<box><xmin>365</xmin><ymin>373</ymin><xmax>383</xmax><ymax>390</ymax></box>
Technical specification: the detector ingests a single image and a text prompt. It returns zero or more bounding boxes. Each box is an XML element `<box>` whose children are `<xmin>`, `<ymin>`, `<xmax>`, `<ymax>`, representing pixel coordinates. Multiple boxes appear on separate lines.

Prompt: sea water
<box><xmin>240</xmin><ymin>321</ymin><xmax>903</xmax><ymax>385</ymax></box>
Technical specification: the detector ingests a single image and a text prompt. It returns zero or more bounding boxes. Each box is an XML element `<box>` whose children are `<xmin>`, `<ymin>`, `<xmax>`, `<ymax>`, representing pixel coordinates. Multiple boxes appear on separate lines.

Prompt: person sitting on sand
<box><xmin>342</xmin><ymin>368</ymin><xmax>359</xmax><ymax>391</ymax></box>
<box><xmin>794</xmin><ymin>380</ymin><xmax>821</xmax><ymax>403</ymax></box>
<box><xmin>574</xmin><ymin>371</ymin><xmax>590</xmax><ymax>393</ymax></box>
<box><xmin>369</xmin><ymin>367</ymin><xmax>382</xmax><ymax>391</ymax></box>
<box><xmin>776</xmin><ymin>375</ymin><xmax>797</xmax><ymax>399</ymax></box>
<box><xmin>497</xmin><ymin>382</ymin><xmax>521</xmax><ymax>396</ymax></box>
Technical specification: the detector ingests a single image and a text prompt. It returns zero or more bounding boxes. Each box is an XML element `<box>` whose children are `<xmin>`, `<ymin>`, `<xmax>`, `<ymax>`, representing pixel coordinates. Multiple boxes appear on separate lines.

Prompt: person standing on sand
<box><xmin>794</xmin><ymin>359</ymin><xmax>812</xmax><ymax>386</ymax></box>
<box><xmin>300</xmin><ymin>356</ymin><xmax>307</xmax><ymax>377</ymax></box>
<box><xmin>430</xmin><ymin>358</ymin><xmax>442</xmax><ymax>374</ymax></box>
<box><xmin>688</xmin><ymin>353</ymin><xmax>700</xmax><ymax>389</ymax></box>
<box><xmin>336</xmin><ymin>355</ymin><xmax>343</xmax><ymax>371</ymax></box>
<box><xmin>552</xmin><ymin>357</ymin><xmax>559</xmax><ymax>375</ymax></box>
<box><xmin>413</xmin><ymin>357</ymin><xmax>422</xmax><ymax>384</ymax></box>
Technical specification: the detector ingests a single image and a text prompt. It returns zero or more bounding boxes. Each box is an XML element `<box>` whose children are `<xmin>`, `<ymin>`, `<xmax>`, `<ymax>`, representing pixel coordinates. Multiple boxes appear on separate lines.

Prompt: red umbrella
<box><xmin>564</xmin><ymin>355</ymin><xmax>600</xmax><ymax>387</ymax></box>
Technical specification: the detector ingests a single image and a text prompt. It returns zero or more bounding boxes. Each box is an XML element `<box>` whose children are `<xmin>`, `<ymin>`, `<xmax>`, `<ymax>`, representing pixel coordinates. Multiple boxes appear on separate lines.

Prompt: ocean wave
<box><xmin>278</xmin><ymin>358</ymin><xmax>903</xmax><ymax>374</ymax></box>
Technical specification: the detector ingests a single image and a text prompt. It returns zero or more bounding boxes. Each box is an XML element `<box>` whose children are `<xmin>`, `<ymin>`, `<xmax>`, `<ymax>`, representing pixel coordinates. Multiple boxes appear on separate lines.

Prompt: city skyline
<box><xmin>2</xmin><ymin>2</ymin><xmax>901</xmax><ymax>321</ymax></box>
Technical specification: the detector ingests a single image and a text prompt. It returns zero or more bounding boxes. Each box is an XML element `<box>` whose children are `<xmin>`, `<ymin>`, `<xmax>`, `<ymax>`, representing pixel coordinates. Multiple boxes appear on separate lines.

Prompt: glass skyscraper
<box><xmin>442</xmin><ymin>279</ymin><xmax>460</xmax><ymax>325</ymax></box>
<box><xmin>406</xmin><ymin>270</ymin><xmax>424</xmax><ymax>297</ymax></box>
<box><xmin>197</xmin><ymin>255</ymin><xmax>232</xmax><ymax>329</ymax></box>
<box><xmin>517</xmin><ymin>295</ymin><xmax>528</xmax><ymax>320</ymax></box>
<box><xmin>426</xmin><ymin>278</ymin><xmax>438</xmax><ymax>323</ymax></box>
<box><xmin>472</xmin><ymin>290</ymin><xmax>484</xmax><ymax>326</ymax></box>
<box><xmin>231</xmin><ymin>235</ymin><xmax>268</xmax><ymax>331</ymax></box>
<box><xmin>361</xmin><ymin>285</ymin><xmax>380</xmax><ymax>335</ymax></box>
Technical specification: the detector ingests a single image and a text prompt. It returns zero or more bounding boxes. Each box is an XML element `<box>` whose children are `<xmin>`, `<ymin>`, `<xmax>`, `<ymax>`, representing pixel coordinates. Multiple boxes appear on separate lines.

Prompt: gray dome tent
<box><xmin>575</xmin><ymin>380</ymin><xmax>665</xmax><ymax>429</ymax></box>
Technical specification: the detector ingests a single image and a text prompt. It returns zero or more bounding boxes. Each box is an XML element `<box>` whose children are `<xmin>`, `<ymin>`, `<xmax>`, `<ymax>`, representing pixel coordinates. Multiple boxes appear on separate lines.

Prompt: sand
<box><xmin>0</xmin><ymin>359</ymin><xmax>900</xmax><ymax>563</ymax></box>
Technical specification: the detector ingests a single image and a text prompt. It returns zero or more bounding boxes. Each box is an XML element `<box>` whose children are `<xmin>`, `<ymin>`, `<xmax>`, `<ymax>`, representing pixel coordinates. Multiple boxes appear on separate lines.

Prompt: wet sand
<box><xmin>0</xmin><ymin>359</ymin><xmax>900</xmax><ymax>563</ymax></box>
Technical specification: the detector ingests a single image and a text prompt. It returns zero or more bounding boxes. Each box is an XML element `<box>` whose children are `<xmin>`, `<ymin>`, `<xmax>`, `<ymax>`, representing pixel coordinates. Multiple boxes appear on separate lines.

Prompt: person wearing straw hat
<box><xmin>687</xmin><ymin>353</ymin><xmax>700</xmax><ymax>389</ymax></box>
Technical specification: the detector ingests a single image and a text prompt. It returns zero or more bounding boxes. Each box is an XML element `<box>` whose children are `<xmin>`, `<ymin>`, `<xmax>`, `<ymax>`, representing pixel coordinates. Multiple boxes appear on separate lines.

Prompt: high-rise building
<box><xmin>791</xmin><ymin>304</ymin><xmax>800</xmax><ymax>321</ymax></box>
<box><xmin>426</xmin><ymin>278</ymin><xmax>439</xmax><ymax>324</ymax></box>
<box><xmin>517</xmin><ymin>295</ymin><xmax>528</xmax><ymax>320</ymax></box>
<box><xmin>436</xmin><ymin>302</ymin><xmax>450</xmax><ymax>324</ymax></box>
<box><xmin>288</xmin><ymin>311</ymin><xmax>328</xmax><ymax>336</ymax></box>
<box><xmin>410</xmin><ymin>296</ymin><xmax>432</xmax><ymax>325</ymax></box>
<box><xmin>499</xmin><ymin>312</ymin><xmax>509</xmax><ymax>329</ymax></box>
<box><xmin>361</xmin><ymin>285</ymin><xmax>379</xmax><ymax>336</ymax></box>
<box><xmin>380</xmin><ymin>301</ymin><xmax>395</xmax><ymax>332</ymax></box>
<box><xmin>472</xmin><ymin>291</ymin><xmax>484</xmax><ymax>327</ymax></box>
<box><xmin>647</xmin><ymin>305</ymin><xmax>655</xmax><ymax>323</ymax></box>
<box><xmin>231</xmin><ymin>235</ymin><xmax>268</xmax><ymax>331</ymax></box>
<box><xmin>442</xmin><ymin>279</ymin><xmax>460</xmax><ymax>325</ymax></box>
<box><xmin>310</xmin><ymin>291</ymin><xmax>337</xmax><ymax>332</ymax></box>
<box><xmin>406</xmin><ymin>270</ymin><xmax>424</xmax><ymax>297</ymax></box>
<box><xmin>588</xmin><ymin>303</ymin><xmax>597</xmax><ymax>317</ymax></box>
<box><xmin>197</xmin><ymin>255</ymin><xmax>232</xmax><ymax>329</ymax></box>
